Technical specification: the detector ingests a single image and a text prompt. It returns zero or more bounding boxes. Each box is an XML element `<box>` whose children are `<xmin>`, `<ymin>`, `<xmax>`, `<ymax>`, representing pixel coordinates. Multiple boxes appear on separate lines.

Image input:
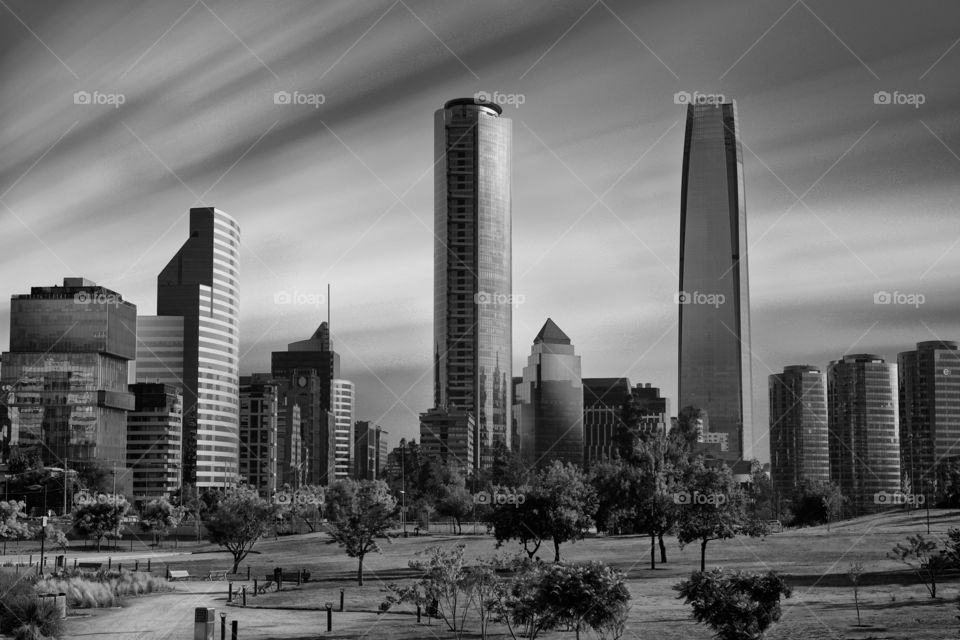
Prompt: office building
<box><xmin>420</xmin><ymin>407</ymin><xmax>476</xmax><ymax>474</ymax></box>
<box><xmin>354</xmin><ymin>421</ymin><xmax>387</xmax><ymax>480</ymax></box>
<box><xmin>332</xmin><ymin>379</ymin><xmax>355</xmax><ymax>480</ymax></box>
<box><xmin>827</xmin><ymin>354</ymin><xmax>901</xmax><ymax>514</ymax></box>
<box><xmin>127</xmin><ymin>383</ymin><xmax>182</xmax><ymax>501</ymax></box>
<box><xmin>582</xmin><ymin>379</ymin><xmax>670</xmax><ymax>467</ymax></box>
<box><xmin>1</xmin><ymin>278</ymin><xmax>136</xmax><ymax>469</ymax></box>
<box><xmin>678</xmin><ymin>101</ymin><xmax>753</xmax><ymax>464</ymax></box>
<box><xmin>239</xmin><ymin>375</ymin><xmax>279</xmax><ymax>496</ymax></box>
<box><xmin>515</xmin><ymin>319</ymin><xmax>583</xmax><ymax>467</ymax></box>
<box><xmin>898</xmin><ymin>341</ymin><xmax>960</xmax><ymax>496</ymax></box>
<box><xmin>151</xmin><ymin>207</ymin><xmax>240</xmax><ymax>489</ymax></box>
<box><xmin>434</xmin><ymin>97</ymin><xmax>513</xmax><ymax>470</ymax></box>
<box><xmin>768</xmin><ymin>365</ymin><xmax>830</xmax><ymax>501</ymax></box>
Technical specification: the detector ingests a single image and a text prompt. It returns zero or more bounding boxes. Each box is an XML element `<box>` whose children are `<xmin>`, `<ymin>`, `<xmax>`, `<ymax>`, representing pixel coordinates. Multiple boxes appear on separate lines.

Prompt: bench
<box><xmin>77</xmin><ymin>562</ymin><xmax>102</xmax><ymax>572</ymax></box>
<box><xmin>168</xmin><ymin>570</ymin><xmax>191</xmax><ymax>581</ymax></box>
<box><xmin>204</xmin><ymin>570</ymin><xmax>228</xmax><ymax>581</ymax></box>
<box><xmin>256</xmin><ymin>577</ymin><xmax>275</xmax><ymax>594</ymax></box>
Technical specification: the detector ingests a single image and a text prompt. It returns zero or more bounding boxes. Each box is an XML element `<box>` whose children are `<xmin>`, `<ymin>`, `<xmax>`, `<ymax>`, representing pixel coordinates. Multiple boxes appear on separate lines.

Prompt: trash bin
<box><xmin>194</xmin><ymin>607</ymin><xmax>215</xmax><ymax>640</ymax></box>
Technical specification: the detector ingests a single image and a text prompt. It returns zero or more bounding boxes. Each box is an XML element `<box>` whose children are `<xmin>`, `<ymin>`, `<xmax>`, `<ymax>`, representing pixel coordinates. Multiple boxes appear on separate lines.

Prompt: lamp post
<box><xmin>400</xmin><ymin>490</ymin><xmax>406</xmax><ymax>538</ymax></box>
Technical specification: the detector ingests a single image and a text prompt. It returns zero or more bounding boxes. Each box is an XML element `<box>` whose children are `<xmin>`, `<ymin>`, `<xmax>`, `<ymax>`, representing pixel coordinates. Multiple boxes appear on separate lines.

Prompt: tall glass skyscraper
<box><xmin>515</xmin><ymin>319</ymin><xmax>583</xmax><ymax>468</ymax></box>
<box><xmin>769</xmin><ymin>365</ymin><xmax>830</xmax><ymax>502</ymax></box>
<box><xmin>152</xmin><ymin>207</ymin><xmax>240</xmax><ymax>489</ymax></box>
<box><xmin>332</xmin><ymin>379</ymin><xmax>354</xmax><ymax>480</ymax></box>
<box><xmin>678</xmin><ymin>101</ymin><xmax>753</xmax><ymax>463</ymax></box>
<box><xmin>827</xmin><ymin>354</ymin><xmax>901</xmax><ymax>514</ymax></box>
<box><xmin>434</xmin><ymin>97</ymin><xmax>512</xmax><ymax>469</ymax></box>
<box><xmin>898</xmin><ymin>340</ymin><xmax>960</xmax><ymax>497</ymax></box>
<box><xmin>0</xmin><ymin>278</ymin><xmax>136</xmax><ymax>471</ymax></box>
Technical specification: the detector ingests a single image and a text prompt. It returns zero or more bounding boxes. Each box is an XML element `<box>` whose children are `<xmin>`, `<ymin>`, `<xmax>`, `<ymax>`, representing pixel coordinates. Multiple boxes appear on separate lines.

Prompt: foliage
<box><xmin>483</xmin><ymin>441</ymin><xmax>532</xmax><ymax>489</ymax></box>
<box><xmin>37</xmin><ymin>524</ymin><xmax>68</xmax><ymax>552</ymax></box>
<box><xmin>675</xmin><ymin>459</ymin><xmax>749</xmax><ymax>572</ymax></box>
<box><xmin>785</xmin><ymin>479</ymin><xmax>844</xmax><ymax>527</ymax></box>
<box><xmin>744</xmin><ymin>460</ymin><xmax>775</xmax><ymax>521</ymax></box>
<box><xmin>71</xmin><ymin>460</ymin><xmax>114</xmax><ymax>495</ymax></box>
<box><xmin>6</xmin><ymin>447</ymin><xmax>42</xmax><ymax>475</ymax></box>
<box><xmin>848</xmin><ymin>561</ymin><xmax>863</xmax><ymax>626</ymax></box>
<box><xmin>674</xmin><ymin>569</ymin><xmax>792</xmax><ymax>640</ymax></box>
<box><xmin>536</xmin><ymin>561</ymin><xmax>631</xmax><ymax>640</ymax></box>
<box><xmin>0</xmin><ymin>572</ymin><xmax>63</xmax><ymax>639</ymax></box>
<box><xmin>888</xmin><ymin>534</ymin><xmax>951</xmax><ymax>598</ymax></box>
<box><xmin>385</xmin><ymin>544</ymin><xmax>473</xmax><ymax>635</ymax></box>
<box><xmin>138</xmin><ymin>498</ymin><xmax>183</xmax><ymax>546</ymax></box>
<box><xmin>37</xmin><ymin>570</ymin><xmax>172</xmax><ymax>608</ymax></box>
<box><xmin>1</xmin><ymin>500</ymin><xmax>32</xmax><ymax>541</ymax></box>
<box><xmin>436</xmin><ymin>474</ymin><xmax>474</xmax><ymax>534</ymax></box>
<box><xmin>488</xmin><ymin>483</ymin><xmax>546</xmax><ymax>559</ymax></box>
<box><xmin>276</xmin><ymin>484</ymin><xmax>325</xmax><ymax>532</ymax></box>
<box><xmin>205</xmin><ymin>488</ymin><xmax>275</xmax><ymax>573</ymax></box>
<box><xmin>72</xmin><ymin>500</ymin><xmax>129</xmax><ymax>552</ymax></box>
<box><xmin>325</xmin><ymin>479</ymin><xmax>398</xmax><ymax>585</ymax></box>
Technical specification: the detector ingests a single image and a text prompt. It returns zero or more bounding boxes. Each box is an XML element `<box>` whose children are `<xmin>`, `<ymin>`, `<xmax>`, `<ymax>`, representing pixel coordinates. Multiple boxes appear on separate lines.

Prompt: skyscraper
<box><xmin>827</xmin><ymin>354</ymin><xmax>901</xmax><ymax>514</ymax></box>
<box><xmin>332</xmin><ymin>379</ymin><xmax>355</xmax><ymax>481</ymax></box>
<box><xmin>898</xmin><ymin>341</ymin><xmax>960</xmax><ymax>497</ymax></box>
<box><xmin>150</xmin><ymin>207</ymin><xmax>240</xmax><ymax>489</ymax></box>
<box><xmin>127</xmin><ymin>382</ymin><xmax>183</xmax><ymax>501</ymax></box>
<box><xmin>420</xmin><ymin>407</ymin><xmax>476</xmax><ymax>475</ymax></box>
<box><xmin>1</xmin><ymin>278</ymin><xmax>136</xmax><ymax>473</ymax></box>
<box><xmin>239</xmin><ymin>375</ymin><xmax>279</xmax><ymax>497</ymax></box>
<box><xmin>515</xmin><ymin>319</ymin><xmax>583</xmax><ymax>468</ymax></box>
<box><xmin>582</xmin><ymin>378</ymin><xmax>633</xmax><ymax>466</ymax></box>
<box><xmin>677</xmin><ymin>101</ymin><xmax>753</xmax><ymax>464</ymax></box>
<box><xmin>768</xmin><ymin>365</ymin><xmax>830</xmax><ymax>501</ymax></box>
<box><xmin>434</xmin><ymin>97</ymin><xmax>512</xmax><ymax>470</ymax></box>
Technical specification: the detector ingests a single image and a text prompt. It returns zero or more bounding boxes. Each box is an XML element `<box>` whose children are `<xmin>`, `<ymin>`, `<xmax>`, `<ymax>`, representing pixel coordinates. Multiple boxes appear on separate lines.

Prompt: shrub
<box><xmin>0</xmin><ymin>572</ymin><xmax>62</xmax><ymax>639</ymax></box>
<box><xmin>888</xmin><ymin>534</ymin><xmax>952</xmax><ymax>598</ymax></box>
<box><xmin>36</xmin><ymin>571</ymin><xmax>172</xmax><ymax>609</ymax></box>
<box><xmin>674</xmin><ymin>569</ymin><xmax>792</xmax><ymax>640</ymax></box>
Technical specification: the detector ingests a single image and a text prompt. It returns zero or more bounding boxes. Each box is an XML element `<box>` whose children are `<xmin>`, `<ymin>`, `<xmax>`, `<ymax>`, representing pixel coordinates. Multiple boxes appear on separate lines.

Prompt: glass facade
<box><xmin>239</xmin><ymin>376</ymin><xmax>279</xmax><ymax>497</ymax></box>
<box><xmin>678</xmin><ymin>102</ymin><xmax>752</xmax><ymax>463</ymax></box>
<box><xmin>156</xmin><ymin>207</ymin><xmax>240</xmax><ymax>489</ymax></box>
<box><xmin>516</xmin><ymin>319</ymin><xmax>583</xmax><ymax>468</ymax></box>
<box><xmin>434</xmin><ymin>98</ymin><xmax>512</xmax><ymax>470</ymax></box>
<box><xmin>1</xmin><ymin>279</ymin><xmax>136</xmax><ymax>468</ymax></box>
<box><xmin>332</xmin><ymin>379</ymin><xmax>354</xmax><ymax>480</ymax></box>
<box><xmin>769</xmin><ymin>365</ymin><xmax>830</xmax><ymax>501</ymax></box>
<box><xmin>127</xmin><ymin>383</ymin><xmax>182</xmax><ymax>501</ymax></box>
<box><xmin>827</xmin><ymin>354</ymin><xmax>901</xmax><ymax>515</ymax></box>
<box><xmin>898</xmin><ymin>341</ymin><xmax>960</xmax><ymax>496</ymax></box>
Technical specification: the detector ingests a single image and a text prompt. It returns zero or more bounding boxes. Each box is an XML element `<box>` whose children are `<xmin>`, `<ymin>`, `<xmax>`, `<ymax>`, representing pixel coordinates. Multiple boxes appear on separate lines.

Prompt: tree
<box><xmin>488</xmin><ymin>484</ymin><xmax>548</xmax><ymax>559</ymax></box>
<box><xmin>673</xmin><ymin>406</ymin><xmax>707</xmax><ymax>452</ymax></box>
<box><xmin>72</xmin><ymin>460</ymin><xmax>115</xmax><ymax>495</ymax></box>
<box><xmin>325</xmin><ymin>479</ymin><xmax>398</xmax><ymax>585</ymax></box>
<box><xmin>536</xmin><ymin>561</ymin><xmax>631</xmax><ymax>640</ymax></box>
<box><xmin>72</xmin><ymin>499</ymin><xmax>129</xmax><ymax>552</ymax></box>
<box><xmin>139</xmin><ymin>498</ymin><xmax>183</xmax><ymax>547</ymax></box>
<box><xmin>436</xmin><ymin>476</ymin><xmax>474</xmax><ymax>534</ymax></box>
<box><xmin>484</xmin><ymin>441</ymin><xmax>531</xmax><ymax>489</ymax></box>
<box><xmin>675</xmin><ymin>460</ymin><xmax>747</xmax><ymax>572</ymax></box>
<box><xmin>275</xmin><ymin>484</ymin><xmax>325</xmax><ymax>532</ymax></box>
<box><xmin>5</xmin><ymin>447</ymin><xmax>42</xmax><ymax>475</ymax></box>
<box><xmin>744</xmin><ymin>460</ymin><xmax>775</xmax><ymax>521</ymax></box>
<box><xmin>37</xmin><ymin>523</ymin><xmax>68</xmax><ymax>552</ymax></box>
<box><xmin>0</xmin><ymin>500</ymin><xmax>31</xmax><ymax>543</ymax></box>
<box><xmin>888</xmin><ymin>534</ymin><xmax>951</xmax><ymax>598</ymax></box>
<box><xmin>588</xmin><ymin>460</ymin><xmax>634</xmax><ymax>535</ymax></box>
<box><xmin>205</xmin><ymin>488</ymin><xmax>275</xmax><ymax>573</ymax></box>
<box><xmin>785</xmin><ymin>479</ymin><xmax>844</xmax><ymax>528</ymax></box>
<box><xmin>386</xmin><ymin>544</ymin><xmax>474</xmax><ymax>636</ymax></box>
<box><xmin>535</xmin><ymin>461</ymin><xmax>598</xmax><ymax>562</ymax></box>
<box><xmin>848</xmin><ymin>562</ymin><xmax>864</xmax><ymax>626</ymax></box>
<box><xmin>674</xmin><ymin>569</ymin><xmax>792</xmax><ymax>640</ymax></box>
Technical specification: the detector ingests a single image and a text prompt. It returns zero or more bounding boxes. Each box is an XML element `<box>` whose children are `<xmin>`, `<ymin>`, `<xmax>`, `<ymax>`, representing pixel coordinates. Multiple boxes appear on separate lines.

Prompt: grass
<box><xmin>35</xmin><ymin>570</ymin><xmax>173</xmax><ymax>609</ymax></box>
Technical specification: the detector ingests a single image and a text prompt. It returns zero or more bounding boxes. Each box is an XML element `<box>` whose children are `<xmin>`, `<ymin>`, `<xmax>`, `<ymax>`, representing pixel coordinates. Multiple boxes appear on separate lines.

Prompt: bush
<box><xmin>674</xmin><ymin>569</ymin><xmax>792</xmax><ymax>640</ymax></box>
<box><xmin>36</xmin><ymin>570</ymin><xmax>172</xmax><ymax>609</ymax></box>
<box><xmin>0</xmin><ymin>572</ymin><xmax>63</xmax><ymax>639</ymax></box>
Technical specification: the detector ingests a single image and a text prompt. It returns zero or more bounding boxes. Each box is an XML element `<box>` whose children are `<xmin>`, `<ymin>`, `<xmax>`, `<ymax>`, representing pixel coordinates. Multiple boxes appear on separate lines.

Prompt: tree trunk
<box><xmin>658</xmin><ymin>533</ymin><xmax>667</xmax><ymax>563</ymax></box>
<box><xmin>700</xmin><ymin>539</ymin><xmax>707</xmax><ymax>573</ymax></box>
<box><xmin>232</xmin><ymin>555</ymin><xmax>241</xmax><ymax>574</ymax></box>
<box><xmin>553</xmin><ymin>539</ymin><xmax>561</xmax><ymax>563</ymax></box>
<box><xmin>650</xmin><ymin>533</ymin><xmax>656</xmax><ymax>570</ymax></box>
<box><xmin>357</xmin><ymin>554</ymin><xmax>364</xmax><ymax>586</ymax></box>
<box><xmin>96</xmin><ymin>536</ymin><xmax>102</xmax><ymax>553</ymax></box>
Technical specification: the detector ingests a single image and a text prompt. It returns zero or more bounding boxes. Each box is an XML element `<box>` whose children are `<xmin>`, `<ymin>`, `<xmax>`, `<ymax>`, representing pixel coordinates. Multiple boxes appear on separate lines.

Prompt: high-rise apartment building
<box><xmin>127</xmin><ymin>383</ymin><xmax>183</xmax><ymax>501</ymax></box>
<box><xmin>768</xmin><ymin>365</ymin><xmax>830</xmax><ymax>501</ymax></box>
<box><xmin>678</xmin><ymin>101</ymin><xmax>753</xmax><ymax>464</ymax></box>
<box><xmin>827</xmin><ymin>354</ymin><xmax>901</xmax><ymax>514</ymax></box>
<box><xmin>515</xmin><ymin>319</ymin><xmax>583</xmax><ymax>468</ymax></box>
<box><xmin>898</xmin><ymin>341</ymin><xmax>960</xmax><ymax>497</ymax></box>
<box><xmin>332</xmin><ymin>379</ymin><xmax>355</xmax><ymax>480</ymax></box>
<box><xmin>148</xmin><ymin>207</ymin><xmax>240</xmax><ymax>489</ymax></box>
<box><xmin>420</xmin><ymin>407</ymin><xmax>476</xmax><ymax>475</ymax></box>
<box><xmin>354</xmin><ymin>421</ymin><xmax>387</xmax><ymax>480</ymax></box>
<box><xmin>239</xmin><ymin>375</ymin><xmax>279</xmax><ymax>496</ymax></box>
<box><xmin>434</xmin><ymin>97</ymin><xmax>512</xmax><ymax>470</ymax></box>
<box><xmin>1</xmin><ymin>278</ymin><xmax>136</xmax><ymax>470</ymax></box>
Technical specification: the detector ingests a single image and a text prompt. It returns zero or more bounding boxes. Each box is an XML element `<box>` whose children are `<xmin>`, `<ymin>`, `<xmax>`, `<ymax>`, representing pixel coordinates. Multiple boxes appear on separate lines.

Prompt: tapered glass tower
<box><xmin>434</xmin><ymin>97</ymin><xmax>512</xmax><ymax>470</ymax></box>
<box><xmin>678</xmin><ymin>101</ymin><xmax>752</xmax><ymax>463</ymax></box>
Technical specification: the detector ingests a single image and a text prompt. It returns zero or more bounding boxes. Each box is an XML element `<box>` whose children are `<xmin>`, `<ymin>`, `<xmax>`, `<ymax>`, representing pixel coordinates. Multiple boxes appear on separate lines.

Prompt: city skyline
<box><xmin>4</xmin><ymin>1</ymin><xmax>960</xmax><ymax>459</ymax></box>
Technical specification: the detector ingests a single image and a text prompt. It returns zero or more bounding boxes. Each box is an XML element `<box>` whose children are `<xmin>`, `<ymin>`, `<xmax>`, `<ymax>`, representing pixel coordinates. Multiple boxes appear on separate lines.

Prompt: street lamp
<box><xmin>399</xmin><ymin>490</ymin><xmax>406</xmax><ymax>538</ymax></box>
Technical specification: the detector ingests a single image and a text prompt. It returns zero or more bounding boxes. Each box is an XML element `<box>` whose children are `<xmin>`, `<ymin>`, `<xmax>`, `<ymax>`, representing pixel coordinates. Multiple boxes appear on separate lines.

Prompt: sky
<box><xmin>2</xmin><ymin>0</ymin><xmax>960</xmax><ymax>462</ymax></box>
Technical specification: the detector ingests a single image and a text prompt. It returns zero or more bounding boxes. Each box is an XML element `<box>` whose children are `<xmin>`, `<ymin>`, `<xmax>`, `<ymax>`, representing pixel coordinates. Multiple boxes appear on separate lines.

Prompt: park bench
<box><xmin>77</xmin><ymin>562</ymin><xmax>102</xmax><ymax>573</ymax></box>
<box><xmin>204</xmin><ymin>570</ymin><xmax>228</xmax><ymax>581</ymax></box>
<box><xmin>168</xmin><ymin>570</ymin><xmax>191</xmax><ymax>581</ymax></box>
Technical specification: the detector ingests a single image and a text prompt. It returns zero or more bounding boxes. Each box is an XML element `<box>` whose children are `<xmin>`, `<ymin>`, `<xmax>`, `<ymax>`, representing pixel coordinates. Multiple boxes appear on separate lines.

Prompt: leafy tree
<box><xmin>888</xmin><ymin>534</ymin><xmax>951</xmax><ymax>598</ymax></box>
<box><xmin>36</xmin><ymin>523</ymin><xmax>68</xmax><ymax>553</ymax></box>
<box><xmin>139</xmin><ymin>498</ymin><xmax>183</xmax><ymax>547</ymax></box>
<box><xmin>673</xmin><ymin>406</ymin><xmax>707</xmax><ymax>452</ymax></box>
<box><xmin>484</xmin><ymin>440</ymin><xmax>531</xmax><ymax>489</ymax></box>
<box><xmin>72</xmin><ymin>460</ymin><xmax>115</xmax><ymax>494</ymax></box>
<box><xmin>436</xmin><ymin>475</ymin><xmax>474</xmax><ymax>534</ymax></box>
<box><xmin>205</xmin><ymin>488</ymin><xmax>275</xmax><ymax>573</ymax></box>
<box><xmin>588</xmin><ymin>459</ymin><xmax>634</xmax><ymax>534</ymax></box>
<box><xmin>674</xmin><ymin>569</ymin><xmax>792</xmax><ymax>640</ymax></box>
<box><xmin>488</xmin><ymin>483</ymin><xmax>547</xmax><ymax>559</ymax></box>
<box><xmin>386</xmin><ymin>544</ymin><xmax>473</xmax><ymax>636</ymax></box>
<box><xmin>0</xmin><ymin>500</ymin><xmax>31</xmax><ymax>543</ymax></box>
<box><xmin>786</xmin><ymin>479</ymin><xmax>844</xmax><ymax>528</ymax></box>
<box><xmin>72</xmin><ymin>499</ymin><xmax>129</xmax><ymax>552</ymax></box>
<box><xmin>744</xmin><ymin>460</ymin><xmax>775</xmax><ymax>521</ymax></box>
<box><xmin>537</xmin><ymin>561</ymin><xmax>631</xmax><ymax>640</ymax></box>
<box><xmin>535</xmin><ymin>461</ymin><xmax>598</xmax><ymax>562</ymax></box>
<box><xmin>325</xmin><ymin>479</ymin><xmax>398</xmax><ymax>585</ymax></box>
<box><xmin>275</xmin><ymin>484</ymin><xmax>325</xmax><ymax>532</ymax></box>
<box><xmin>177</xmin><ymin>485</ymin><xmax>207</xmax><ymax>542</ymax></box>
<box><xmin>5</xmin><ymin>447</ymin><xmax>42</xmax><ymax>475</ymax></box>
<box><xmin>675</xmin><ymin>460</ymin><xmax>748</xmax><ymax>572</ymax></box>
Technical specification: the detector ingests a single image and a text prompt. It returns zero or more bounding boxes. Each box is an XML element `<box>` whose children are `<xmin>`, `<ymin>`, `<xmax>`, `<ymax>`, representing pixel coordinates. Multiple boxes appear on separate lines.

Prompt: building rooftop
<box><xmin>534</xmin><ymin>318</ymin><xmax>571</xmax><ymax>345</ymax></box>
